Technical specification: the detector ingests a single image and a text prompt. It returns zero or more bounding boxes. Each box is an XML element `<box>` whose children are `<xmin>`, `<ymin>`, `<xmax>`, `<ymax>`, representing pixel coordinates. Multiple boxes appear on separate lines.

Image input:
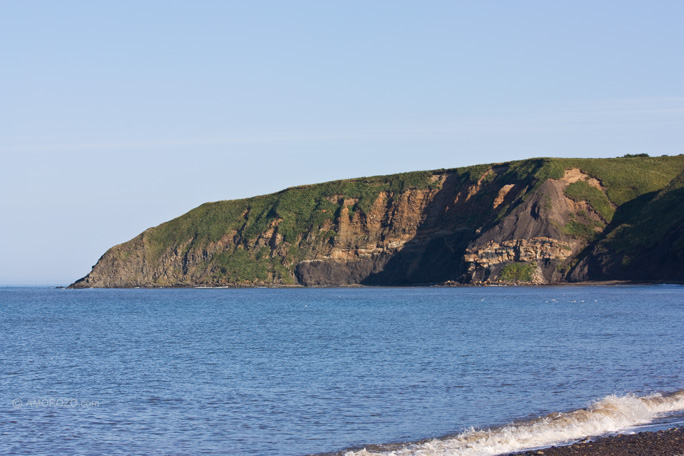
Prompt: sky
<box><xmin>1</xmin><ymin>0</ymin><xmax>683</xmax><ymax>285</ymax></box>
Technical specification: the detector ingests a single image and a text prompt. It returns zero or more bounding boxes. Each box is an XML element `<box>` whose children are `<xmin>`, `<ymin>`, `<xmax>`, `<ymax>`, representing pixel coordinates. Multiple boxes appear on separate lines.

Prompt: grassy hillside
<box><xmin>144</xmin><ymin>169</ymin><xmax>450</xmax><ymax>284</ymax></box>
<box><xmin>594</xmin><ymin>168</ymin><xmax>684</xmax><ymax>279</ymax></box>
<box><xmin>72</xmin><ymin>154</ymin><xmax>684</xmax><ymax>287</ymax></box>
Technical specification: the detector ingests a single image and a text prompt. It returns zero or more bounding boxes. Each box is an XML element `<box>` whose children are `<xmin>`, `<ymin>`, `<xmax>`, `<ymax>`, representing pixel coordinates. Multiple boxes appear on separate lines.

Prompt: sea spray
<box><xmin>346</xmin><ymin>390</ymin><xmax>684</xmax><ymax>456</ymax></box>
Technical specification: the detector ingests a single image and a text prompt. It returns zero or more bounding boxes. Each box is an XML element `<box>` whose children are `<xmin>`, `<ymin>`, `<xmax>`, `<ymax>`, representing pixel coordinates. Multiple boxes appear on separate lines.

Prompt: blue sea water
<box><xmin>1</xmin><ymin>286</ymin><xmax>683</xmax><ymax>456</ymax></box>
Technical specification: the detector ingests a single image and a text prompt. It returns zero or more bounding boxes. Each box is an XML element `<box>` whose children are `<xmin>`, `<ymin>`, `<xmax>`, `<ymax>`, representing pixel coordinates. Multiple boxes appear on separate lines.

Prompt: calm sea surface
<box><xmin>1</xmin><ymin>286</ymin><xmax>683</xmax><ymax>455</ymax></box>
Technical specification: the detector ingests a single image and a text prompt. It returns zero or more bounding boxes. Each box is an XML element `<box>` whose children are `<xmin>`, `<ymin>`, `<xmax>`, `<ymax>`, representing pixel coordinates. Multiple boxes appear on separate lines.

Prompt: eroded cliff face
<box><xmin>295</xmin><ymin>187</ymin><xmax>439</xmax><ymax>285</ymax></box>
<box><xmin>462</xmin><ymin>169</ymin><xmax>610</xmax><ymax>284</ymax></box>
<box><xmin>70</xmin><ymin>156</ymin><xmax>684</xmax><ymax>288</ymax></box>
<box><xmin>72</xmin><ymin>176</ymin><xmax>451</xmax><ymax>288</ymax></box>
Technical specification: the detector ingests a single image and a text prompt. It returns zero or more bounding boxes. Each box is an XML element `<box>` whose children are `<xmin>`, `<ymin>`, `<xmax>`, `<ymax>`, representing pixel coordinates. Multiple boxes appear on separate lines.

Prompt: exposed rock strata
<box><xmin>465</xmin><ymin>238</ymin><xmax>574</xmax><ymax>284</ymax></box>
<box><xmin>70</xmin><ymin>156</ymin><xmax>684</xmax><ymax>288</ymax></box>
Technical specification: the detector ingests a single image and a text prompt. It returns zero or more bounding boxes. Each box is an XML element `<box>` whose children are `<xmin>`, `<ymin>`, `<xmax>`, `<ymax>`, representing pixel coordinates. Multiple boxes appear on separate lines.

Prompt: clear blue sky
<box><xmin>1</xmin><ymin>1</ymin><xmax>682</xmax><ymax>285</ymax></box>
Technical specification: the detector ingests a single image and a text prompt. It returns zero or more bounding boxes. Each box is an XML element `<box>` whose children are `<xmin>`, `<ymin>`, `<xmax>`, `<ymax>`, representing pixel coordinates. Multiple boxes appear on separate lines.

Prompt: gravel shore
<box><xmin>510</xmin><ymin>427</ymin><xmax>684</xmax><ymax>456</ymax></box>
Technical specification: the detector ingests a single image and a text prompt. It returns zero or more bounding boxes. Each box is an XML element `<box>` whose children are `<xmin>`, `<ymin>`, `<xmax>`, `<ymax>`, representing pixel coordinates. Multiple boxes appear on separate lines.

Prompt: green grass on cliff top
<box><xmin>535</xmin><ymin>155</ymin><xmax>684</xmax><ymax>206</ymax></box>
<box><xmin>143</xmin><ymin>154</ymin><xmax>684</xmax><ymax>261</ymax></box>
<box><xmin>144</xmin><ymin>164</ymin><xmax>507</xmax><ymax>252</ymax></box>
<box><xmin>603</xmin><ymin>168</ymin><xmax>684</xmax><ymax>254</ymax></box>
<box><xmin>145</xmin><ymin>169</ymin><xmax>445</xmax><ymax>260</ymax></box>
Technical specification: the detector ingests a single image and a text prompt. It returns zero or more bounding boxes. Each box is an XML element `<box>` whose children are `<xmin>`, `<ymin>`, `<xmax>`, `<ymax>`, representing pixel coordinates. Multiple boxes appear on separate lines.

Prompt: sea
<box><xmin>1</xmin><ymin>285</ymin><xmax>683</xmax><ymax>456</ymax></box>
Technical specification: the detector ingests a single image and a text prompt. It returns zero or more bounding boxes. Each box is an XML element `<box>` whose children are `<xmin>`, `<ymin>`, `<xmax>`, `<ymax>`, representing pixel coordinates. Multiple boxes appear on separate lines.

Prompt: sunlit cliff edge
<box><xmin>70</xmin><ymin>155</ymin><xmax>684</xmax><ymax>288</ymax></box>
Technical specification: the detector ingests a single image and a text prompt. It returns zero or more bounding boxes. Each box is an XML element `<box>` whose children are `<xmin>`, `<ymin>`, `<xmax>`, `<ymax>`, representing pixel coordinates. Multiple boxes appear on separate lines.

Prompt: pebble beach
<box><xmin>510</xmin><ymin>427</ymin><xmax>684</xmax><ymax>456</ymax></box>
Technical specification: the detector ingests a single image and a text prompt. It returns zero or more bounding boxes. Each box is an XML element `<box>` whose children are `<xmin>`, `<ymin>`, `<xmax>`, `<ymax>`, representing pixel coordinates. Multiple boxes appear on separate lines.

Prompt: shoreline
<box><xmin>332</xmin><ymin>389</ymin><xmax>684</xmax><ymax>456</ymax></box>
<box><xmin>332</xmin><ymin>427</ymin><xmax>684</xmax><ymax>456</ymax></box>
<box><xmin>508</xmin><ymin>427</ymin><xmax>684</xmax><ymax>456</ymax></box>
<box><xmin>63</xmin><ymin>280</ymin><xmax>684</xmax><ymax>289</ymax></box>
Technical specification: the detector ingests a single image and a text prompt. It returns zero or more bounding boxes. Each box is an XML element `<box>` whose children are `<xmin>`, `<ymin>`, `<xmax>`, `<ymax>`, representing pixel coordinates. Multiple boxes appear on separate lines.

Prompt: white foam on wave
<box><xmin>346</xmin><ymin>390</ymin><xmax>684</xmax><ymax>456</ymax></box>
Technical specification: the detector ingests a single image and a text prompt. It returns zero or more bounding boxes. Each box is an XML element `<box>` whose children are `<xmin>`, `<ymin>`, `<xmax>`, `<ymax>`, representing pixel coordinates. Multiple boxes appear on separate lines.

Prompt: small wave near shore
<box><xmin>345</xmin><ymin>390</ymin><xmax>684</xmax><ymax>456</ymax></box>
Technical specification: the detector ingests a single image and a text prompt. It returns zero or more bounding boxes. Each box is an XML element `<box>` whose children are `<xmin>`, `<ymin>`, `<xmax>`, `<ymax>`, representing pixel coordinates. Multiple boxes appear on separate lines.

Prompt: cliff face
<box><xmin>70</xmin><ymin>156</ymin><xmax>684</xmax><ymax>288</ymax></box>
<box><xmin>570</xmin><ymin>169</ymin><xmax>684</xmax><ymax>283</ymax></box>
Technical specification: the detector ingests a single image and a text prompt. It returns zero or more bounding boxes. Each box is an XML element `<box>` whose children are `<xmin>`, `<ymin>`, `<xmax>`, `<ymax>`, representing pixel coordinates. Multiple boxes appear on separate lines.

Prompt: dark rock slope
<box><xmin>70</xmin><ymin>155</ymin><xmax>684</xmax><ymax>288</ymax></box>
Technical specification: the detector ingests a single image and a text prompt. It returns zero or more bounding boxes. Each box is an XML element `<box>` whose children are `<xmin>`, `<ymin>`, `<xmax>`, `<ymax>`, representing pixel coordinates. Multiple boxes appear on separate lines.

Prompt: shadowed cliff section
<box><xmin>570</xmin><ymin>169</ymin><xmax>684</xmax><ymax>282</ymax></box>
<box><xmin>70</xmin><ymin>155</ymin><xmax>684</xmax><ymax>288</ymax></box>
<box><xmin>358</xmin><ymin>162</ymin><xmax>537</xmax><ymax>285</ymax></box>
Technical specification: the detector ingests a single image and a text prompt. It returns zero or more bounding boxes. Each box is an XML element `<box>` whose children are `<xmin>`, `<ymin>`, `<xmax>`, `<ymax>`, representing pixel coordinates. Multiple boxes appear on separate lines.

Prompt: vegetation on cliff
<box><xmin>70</xmin><ymin>155</ymin><xmax>684</xmax><ymax>288</ymax></box>
<box><xmin>499</xmin><ymin>262</ymin><xmax>537</xmax><ymax>283</ymax></box>
<box><xmin>581</xmin><ymin>167</ymin><xmax>684</xmax><ymax>281</ymax></box>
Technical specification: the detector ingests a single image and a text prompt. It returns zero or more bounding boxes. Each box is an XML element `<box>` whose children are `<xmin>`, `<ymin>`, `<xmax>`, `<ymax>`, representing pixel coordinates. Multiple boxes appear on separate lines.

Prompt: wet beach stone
<box><xmin>510</xmin><ymin>427</ymin><xmax>684</xmax><ymax>456</ymax></box>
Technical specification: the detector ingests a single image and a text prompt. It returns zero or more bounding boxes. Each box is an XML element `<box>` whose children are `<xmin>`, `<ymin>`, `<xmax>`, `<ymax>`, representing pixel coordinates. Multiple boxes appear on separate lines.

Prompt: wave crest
<box><xmin>346</xmin><ymin>390</ymin><xmax>684</xmax><ymax>456</ymax></box>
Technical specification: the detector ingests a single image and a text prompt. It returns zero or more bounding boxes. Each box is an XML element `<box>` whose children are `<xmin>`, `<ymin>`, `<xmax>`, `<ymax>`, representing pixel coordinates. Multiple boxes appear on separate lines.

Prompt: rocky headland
<box><xmin>70</xmin><ymin>155</ymin><xmax>684</xmax><ymax>288</ymax></box>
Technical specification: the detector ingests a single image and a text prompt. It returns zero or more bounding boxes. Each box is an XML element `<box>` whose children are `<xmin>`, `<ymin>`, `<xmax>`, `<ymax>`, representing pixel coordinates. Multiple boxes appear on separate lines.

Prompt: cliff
<box><xmin>70</xmin><ymin>155</ymin><xmax>684</xmax><ymax>288</ymax></box>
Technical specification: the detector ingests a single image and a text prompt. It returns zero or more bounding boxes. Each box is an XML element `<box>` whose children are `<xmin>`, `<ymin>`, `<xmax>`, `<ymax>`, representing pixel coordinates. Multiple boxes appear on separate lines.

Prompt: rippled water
<box><xmin>1</xmin><ymin>286</ymin><xmax>683</xmax><ymax>455</ymax></box>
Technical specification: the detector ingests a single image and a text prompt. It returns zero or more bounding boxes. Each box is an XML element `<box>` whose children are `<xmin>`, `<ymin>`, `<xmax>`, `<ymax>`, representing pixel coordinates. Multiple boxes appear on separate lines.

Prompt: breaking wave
<box><xmin>345</xmin><ymin>390</ymin><xmax>684</xmax><ymax>456</ymax></box>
